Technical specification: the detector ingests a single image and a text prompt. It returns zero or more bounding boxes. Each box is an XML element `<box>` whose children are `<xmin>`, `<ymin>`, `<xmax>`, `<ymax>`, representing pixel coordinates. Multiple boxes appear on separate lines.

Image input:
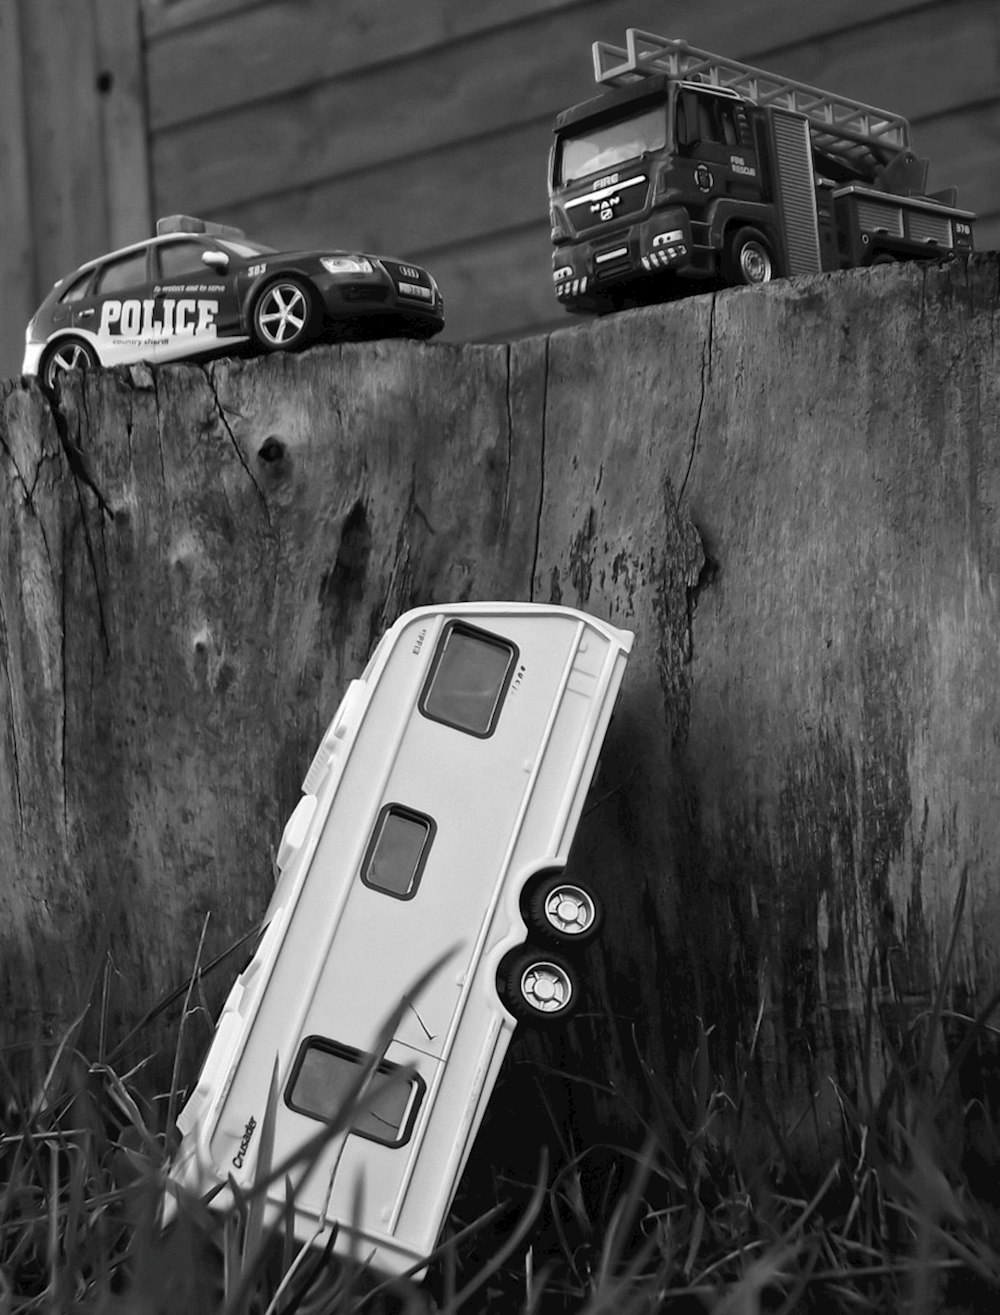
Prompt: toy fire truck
<box><xmin>549</xmin><ymin>31</ymin><xmax>975</xmax><ymax>311</ymax></box>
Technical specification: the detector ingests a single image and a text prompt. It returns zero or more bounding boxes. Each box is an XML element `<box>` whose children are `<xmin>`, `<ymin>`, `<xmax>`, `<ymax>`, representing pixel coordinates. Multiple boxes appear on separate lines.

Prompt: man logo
<box><xmin>591</xmin><ymin>194</ymin><xmax>620</xmax><ymax>222</ymax></box>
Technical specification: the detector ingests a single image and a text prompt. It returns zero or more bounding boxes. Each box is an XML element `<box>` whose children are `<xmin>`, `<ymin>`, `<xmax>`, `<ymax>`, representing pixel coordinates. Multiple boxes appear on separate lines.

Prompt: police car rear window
<box><xmin>285</xmin><ymin>1039</ymin><xmax>423</xmax><ymax>1146</ymax></box>
<box><xmin>419</xmin><ymin>624</ymin><xmax>517</xmax><ymax>737</ymax></box>
<box><xmin>58</xmin><ymin>271</ymin><xmax>94</xmax><ymax>305</ymax></box>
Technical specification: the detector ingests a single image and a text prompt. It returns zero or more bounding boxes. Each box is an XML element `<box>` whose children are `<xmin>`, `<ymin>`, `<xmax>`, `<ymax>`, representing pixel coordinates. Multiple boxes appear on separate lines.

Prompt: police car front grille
<box><xmin>382</xmin><ymin>261</ymin><xmax>434</xmax><ymax>302</ymax></box>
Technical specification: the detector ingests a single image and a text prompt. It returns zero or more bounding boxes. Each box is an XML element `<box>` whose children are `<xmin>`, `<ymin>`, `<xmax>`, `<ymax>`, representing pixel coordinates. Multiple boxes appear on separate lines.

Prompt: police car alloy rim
<box><xmin>519</xmin><ymin>961</ymin><xmax>573</xmax><ymax>1014</ymax></box>
<box><xmin>253</xmin><ymin>280</ymin><xmax>312</xmax><ymax>348</ymax></box>
<box><xmin>42</xmin><ymin>338</ymin><xmax>97</xmax><ymax>388</ymax></box>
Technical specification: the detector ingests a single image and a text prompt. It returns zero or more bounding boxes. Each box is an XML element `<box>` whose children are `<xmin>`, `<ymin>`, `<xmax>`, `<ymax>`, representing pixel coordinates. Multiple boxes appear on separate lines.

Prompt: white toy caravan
<box><xmin>168</xmin><ymin>602</ymin><xmax>633</xmax><ymax>1276</ymax></box>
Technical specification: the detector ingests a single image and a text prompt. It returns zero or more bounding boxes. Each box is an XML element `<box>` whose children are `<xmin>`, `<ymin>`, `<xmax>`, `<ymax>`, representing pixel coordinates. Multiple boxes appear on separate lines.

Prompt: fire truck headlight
<box><xmin>553</xmin><ymin>266</ymin><xmax>573</xmax><ymax>283</ymax></box>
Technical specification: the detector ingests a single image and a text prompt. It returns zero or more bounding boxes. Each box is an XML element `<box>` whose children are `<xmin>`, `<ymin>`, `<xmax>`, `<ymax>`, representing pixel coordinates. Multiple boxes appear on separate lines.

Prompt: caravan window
<box><xmin>361</xmin><ymin>805</ymin><xmax>434</xmax><ymax>899</ymax></box>
<box><xmin>286</xmin><ymin>1039</ymin><xmax>424</xmax><ymax>1146</ymax></box>
<box><xmin>420</xmin><ymin>624</ymin><xmax>516</xmax><ymax>736</ymax></box>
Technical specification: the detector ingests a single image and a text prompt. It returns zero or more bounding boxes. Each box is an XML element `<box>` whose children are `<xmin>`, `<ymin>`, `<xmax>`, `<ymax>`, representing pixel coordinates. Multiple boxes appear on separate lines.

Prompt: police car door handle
<box><xmin>77</xmin><ymin>308</ymin><xmax>95</xmax><ymax>317</ymax></box>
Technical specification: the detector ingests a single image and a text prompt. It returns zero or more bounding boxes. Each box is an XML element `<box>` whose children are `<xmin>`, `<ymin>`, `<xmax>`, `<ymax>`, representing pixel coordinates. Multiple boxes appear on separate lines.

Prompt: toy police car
<box><xmin>23</xmin><ymin>216</ymin><xmax>444</xmax><ymax>389</ymax></box>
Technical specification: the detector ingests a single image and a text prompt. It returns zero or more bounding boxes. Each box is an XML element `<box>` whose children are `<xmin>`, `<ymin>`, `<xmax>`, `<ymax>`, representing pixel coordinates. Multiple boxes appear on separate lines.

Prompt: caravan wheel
<box><xmin>499</xmin><ymin>950</ymin><xmax>578</xmax><ymax>1022</ymax></box>
<box><xmin>526</xmin><ymin>875</ymin><xmax>602</xmax><ymax>945</ymax></box>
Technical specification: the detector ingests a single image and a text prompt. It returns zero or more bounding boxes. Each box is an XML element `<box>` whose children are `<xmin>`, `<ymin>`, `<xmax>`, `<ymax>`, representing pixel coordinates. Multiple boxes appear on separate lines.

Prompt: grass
<box><xmin>2</xmin><ymin>877</ymin><xmax>999</xmax><ymax>1312</ymax></box>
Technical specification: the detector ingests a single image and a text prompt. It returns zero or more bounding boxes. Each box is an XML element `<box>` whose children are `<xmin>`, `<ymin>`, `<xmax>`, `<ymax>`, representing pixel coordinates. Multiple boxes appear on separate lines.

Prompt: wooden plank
<box><xmin>19</xmin><ymin>0</ymin><xmax>107</xmax><ymax>290</ymax></box>
<box><xmin>142</xmin><ymin>0</ymin><xmax>267</xmax><ymax>37</ymax></box>
<box><xmin>150</xmin><ymin>0</ymin><xmax>995</xmax><ymax>219</ymax></box>
<box><xmin>200</xmin><ymin>120</ymin><xmax>554</xmax><ymax>259</ymax></box>
<box><xmin>0</xmin><ymin>0</ymin><xmax>35</xmax><ymax>382</ymax></box>
<box><xmin>784</xmin><ymin>0</ymin><xmax>1000</xmax><ymax>125</ymax></box>
<box><xmin>149</xmin><ymin>27</ymin><xmax>592</xmax><ymax>215</ymax></box>
<box><xmin>144</xmin><ymin>0</ymin><xmax>927</xmax><ymax>132</ymax></box>
<box><xmin>95</xmin><ymin>0</ymin><xmax>153</xmax><ymax>250</ymax></box>
<box><xmin>145</xmin><ymin>0</ymin><xmax>581</xmax><ymax>128</ymax></box>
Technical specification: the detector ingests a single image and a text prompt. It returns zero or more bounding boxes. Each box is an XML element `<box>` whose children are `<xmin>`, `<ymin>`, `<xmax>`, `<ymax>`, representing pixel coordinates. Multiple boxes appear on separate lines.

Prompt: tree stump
<box><xmin>1</xmin><ymin>257</ymin><xmax>998</xmax><ymax>1172</ymax></box>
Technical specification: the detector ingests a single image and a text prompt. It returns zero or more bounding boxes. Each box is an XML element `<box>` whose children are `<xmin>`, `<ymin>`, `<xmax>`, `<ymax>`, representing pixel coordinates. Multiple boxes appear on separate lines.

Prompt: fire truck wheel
<box><xmin>724</xmin><ymin>227</ymin><xmax>775</xmax><ymax>287</ymax></box>
<box><xmin>40</xmin><ymin>337</ymin><xmax>98</xmax><ymax>390</ymax></box>
<box><xmin>251</xmin><ymin>277</ymin><xmax>319</xmax><ymax>352</ymax></box>
<box><xmin>526</xmin><ymin>875</ymin><xmax>602</xmax><ymax>945</ymax></box>
<box><xmin>498</xmin><ymin>950</ymin><xmax>578</xmax><ymax>1022</ymax></box>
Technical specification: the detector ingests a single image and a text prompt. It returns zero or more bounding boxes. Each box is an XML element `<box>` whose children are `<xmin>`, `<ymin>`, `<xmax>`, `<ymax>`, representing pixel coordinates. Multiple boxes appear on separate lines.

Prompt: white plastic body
<box><xmin>167</xmin><ymin>601</ymin><xmax>633</xmax><ymax>1276</ymax></box>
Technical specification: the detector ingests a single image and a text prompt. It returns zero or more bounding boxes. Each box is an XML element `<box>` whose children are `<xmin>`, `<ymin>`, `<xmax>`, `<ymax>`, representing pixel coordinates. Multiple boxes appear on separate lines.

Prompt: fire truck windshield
<box><xmin>556</xmin><ymin>105</ymin><xmax>667</xmax><ymax>186</ymax></box>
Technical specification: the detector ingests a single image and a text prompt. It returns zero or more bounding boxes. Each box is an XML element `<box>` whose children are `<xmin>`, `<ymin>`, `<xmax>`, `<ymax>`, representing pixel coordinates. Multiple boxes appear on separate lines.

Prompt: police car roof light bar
<box><xmin>592</xmin><ymin>31</ymin><xmax>912</xmax><ymax>170</ymax></box>
<box><xmin>156</xmin><ymin>214</ymin><xmax>248</xmax><ymax>240</ymax></box>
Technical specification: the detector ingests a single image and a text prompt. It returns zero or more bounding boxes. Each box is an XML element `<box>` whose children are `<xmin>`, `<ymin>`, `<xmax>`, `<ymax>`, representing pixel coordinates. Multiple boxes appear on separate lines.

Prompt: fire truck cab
<box><xmin>550</xmin><ymin>32</ymin><xmax>975</xmax><ymax>312</ymax></box>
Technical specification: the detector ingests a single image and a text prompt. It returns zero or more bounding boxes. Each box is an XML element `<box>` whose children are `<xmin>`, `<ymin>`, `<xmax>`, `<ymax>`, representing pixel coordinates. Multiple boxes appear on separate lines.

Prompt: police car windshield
<box><xmin>217</xmin><ymin>238</ymin><xmax>276</xmax><ymax>258</ymax></box>
<box><xmin>557</xmin><ymin>105</ymin><xmax>667</xmax><ymax>185</ymax></box>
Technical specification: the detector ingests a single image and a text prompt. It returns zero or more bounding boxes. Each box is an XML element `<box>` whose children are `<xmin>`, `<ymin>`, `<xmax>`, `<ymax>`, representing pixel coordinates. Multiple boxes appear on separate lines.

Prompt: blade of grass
<box><xmin>916</xmin><ymin>863</ymin><xmax>968</xmax><ymax>1089</ymax></box>
<box><xmin>450</xmin><ymin>1147</ymin><xmax>549</xmax><ymax>1311</ymax></box>
<box><xmin>166</xmin><ymin>911</ymin><xmax>212</xmax><ymax>1142</ymax></box>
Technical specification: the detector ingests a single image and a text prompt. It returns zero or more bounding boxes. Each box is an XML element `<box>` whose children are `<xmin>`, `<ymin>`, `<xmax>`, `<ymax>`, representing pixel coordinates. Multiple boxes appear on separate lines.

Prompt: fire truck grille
<box><xmin>855</xmin><ymin>199</ymin><xmax>904</xmax><ymax>237</ymax></box>
<box><xmin>905</xmin><ymin>211</ymin><xmax>952</xmax><ymax>247</ymax></box>
<box><xmin>592</xmin><ymin>243</ymin><xmax>634</xmax><ymax>282</ymax></box>
<box><xmin>566</xmin><ymin>175</ymin><xmax>648</xmax><ymax>235</ymax></box>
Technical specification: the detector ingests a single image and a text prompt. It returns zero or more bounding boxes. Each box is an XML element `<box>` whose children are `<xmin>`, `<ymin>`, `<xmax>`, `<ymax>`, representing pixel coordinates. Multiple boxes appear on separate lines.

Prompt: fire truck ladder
<box><xmin>592</xmin><ymin>31</ymin><xmax>911</xmax><ymax>173</ymax></box>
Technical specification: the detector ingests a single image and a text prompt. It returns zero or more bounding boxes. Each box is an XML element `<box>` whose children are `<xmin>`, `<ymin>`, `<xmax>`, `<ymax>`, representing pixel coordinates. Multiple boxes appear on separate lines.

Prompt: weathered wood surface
<box><xmin>2</xmin><ymin>258</ymin><xmax>999</xmax><ymax>1163</ymax></box>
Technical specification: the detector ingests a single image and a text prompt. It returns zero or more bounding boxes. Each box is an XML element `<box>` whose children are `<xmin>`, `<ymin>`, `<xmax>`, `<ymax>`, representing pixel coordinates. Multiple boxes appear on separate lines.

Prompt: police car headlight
<box><xmin>321</xmin><ymin>255</ymin><xmax>374</xmax><ymax>275</ymax></box>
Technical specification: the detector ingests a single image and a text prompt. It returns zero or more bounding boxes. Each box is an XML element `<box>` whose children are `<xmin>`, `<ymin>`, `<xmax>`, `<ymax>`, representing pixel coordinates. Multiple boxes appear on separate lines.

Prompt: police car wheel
<box><xmin>526</xmin><ymin>875</ymin><xmax>602</xmax><ymax>945</ymax></box>
<box><xmin>252</xmin><ymin>278</ymin><xmax>317</xmax><ymax>351</ymax></box>
<box><xmin>498</xmin><ymin>949</ymin><xmax>578</xmax><ymax>1022</ymax></box>
<box><xmin>40</xmin><ymin>337</ymin><xmax>98</xmax><ymax>390</ymax></box>
<box><xmin>725</xmin><ymin>227</ymin><xmax>774</xmax><ymax>286</ymax></box>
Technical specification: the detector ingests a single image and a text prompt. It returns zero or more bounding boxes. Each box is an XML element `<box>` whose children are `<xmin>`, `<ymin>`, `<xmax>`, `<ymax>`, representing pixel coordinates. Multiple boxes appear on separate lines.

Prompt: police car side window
<box><xmin>96</xmin><ymin>251</ymin><xmax>148</xmax><ymax>296</ymax></box>
<box><xmin>158</xmin><ymin>241</ymin><xmax>213</xmax><ymax>280</ymax></box>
